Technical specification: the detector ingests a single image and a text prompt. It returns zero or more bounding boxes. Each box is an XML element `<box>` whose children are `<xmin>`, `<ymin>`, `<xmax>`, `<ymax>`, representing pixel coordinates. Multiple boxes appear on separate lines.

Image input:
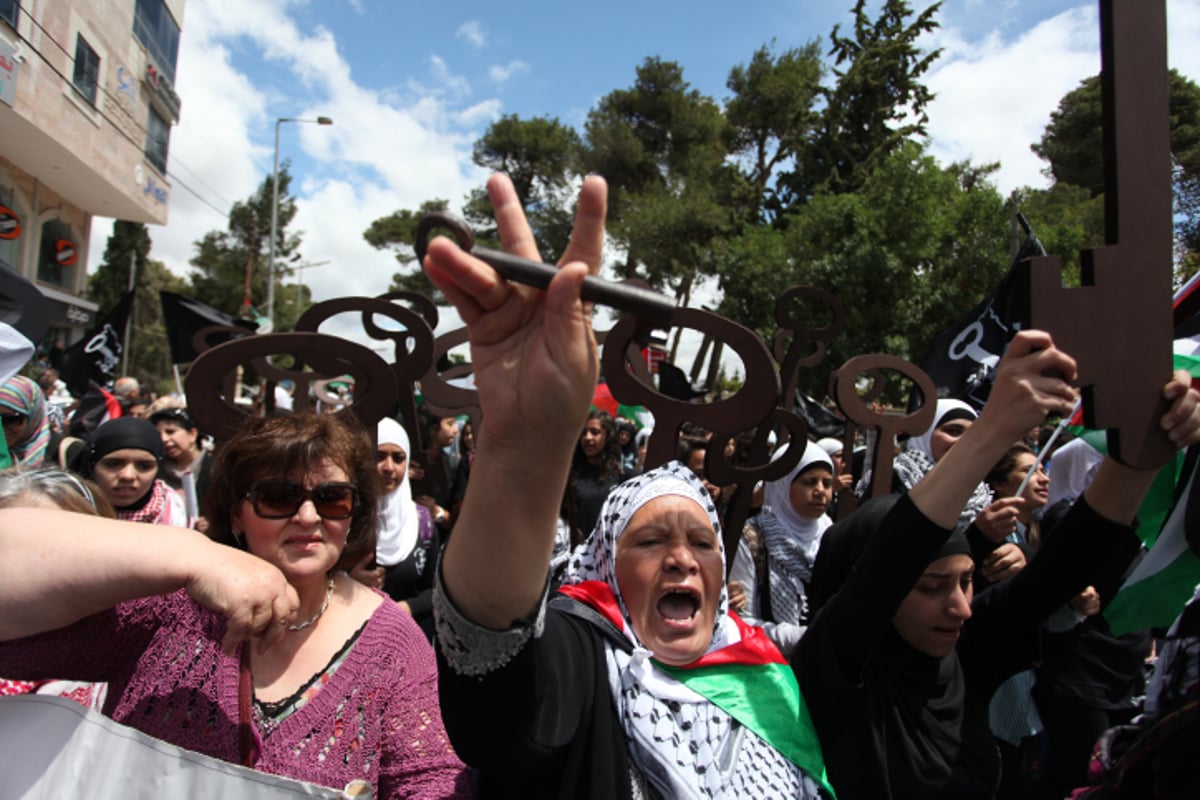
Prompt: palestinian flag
<box><xmin>559</xmin><ymin>580</ymin><xmax>835</xmax><ymax>797</ymax></box>
<box><xmin>1073</xmin><ymin>342</ymin><xmax>1200</xmax><ymax>635</ymax></box>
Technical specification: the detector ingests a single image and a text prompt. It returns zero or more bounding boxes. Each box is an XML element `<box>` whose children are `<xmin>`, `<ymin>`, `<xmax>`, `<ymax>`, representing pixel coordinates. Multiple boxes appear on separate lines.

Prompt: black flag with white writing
<box><xmin>58</xmin><ymin>290</ymin><xmax>134</xmax><ymax>398</ymax></box>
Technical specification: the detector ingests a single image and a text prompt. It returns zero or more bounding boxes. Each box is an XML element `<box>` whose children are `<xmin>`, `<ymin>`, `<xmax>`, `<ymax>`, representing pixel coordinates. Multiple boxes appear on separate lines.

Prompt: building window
<box><xmin>133</xmin><ymin>0</ymin><xmax>180</xmax><ymax>85</ymax></box>
<box><xmin>145</xmin><ymin>106</ymin><xmax>170</xmax><ymax>174</ymax></box>
<box><xmin>72</xmin><ymin>34</ymin><xmax>100</xmax><ymax>106</ymax></box>
<box><xmin>0</xmin><ymin>0</ymin><xmax>18</xmax><ymax>30</ymax></box>
<box><xmin>38</xmin><ymin>219</ymin><xmax>78</xmax><ymax>291</ymax></box>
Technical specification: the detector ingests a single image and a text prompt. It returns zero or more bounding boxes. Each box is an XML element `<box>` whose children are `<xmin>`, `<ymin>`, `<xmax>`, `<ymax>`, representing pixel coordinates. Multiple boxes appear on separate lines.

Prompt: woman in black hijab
<box><xmin>86</xmin><ymin>417</ymin><xmax>188</xmax><ymax>526</ymax></box>
<box><xmin>797</xmin><ymin>331</ymin><xmax>1200</xmax><ymax>799</ymax></box>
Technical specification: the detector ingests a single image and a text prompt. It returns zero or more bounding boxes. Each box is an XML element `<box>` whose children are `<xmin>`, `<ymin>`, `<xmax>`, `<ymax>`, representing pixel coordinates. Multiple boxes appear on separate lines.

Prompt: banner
<box><xmin>57</xmin><ymin>291</ymin><xmax>133</xmax><ymax>398</ymax></box>
<box><xmin>0</xmin><ymin>695</ymin><xmax>341</xmax><ymax>799</ymax></box>
<box><xmin>160</xmin><ymin>291</ymin><xmax>258</xmax><ymax>365</ymax></box>
<box><xmin>914</xmin><ymin>216</ymin><xmax>1045</xmax><ymax>410</ymax></box>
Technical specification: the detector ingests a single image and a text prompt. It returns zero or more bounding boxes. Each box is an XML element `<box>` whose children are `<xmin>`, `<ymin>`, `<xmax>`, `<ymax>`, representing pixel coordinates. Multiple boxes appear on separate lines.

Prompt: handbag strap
<box><xmin>238</xmin><ymin>645</ymin><xmax>259</xmax><ymax>768</ymax></box>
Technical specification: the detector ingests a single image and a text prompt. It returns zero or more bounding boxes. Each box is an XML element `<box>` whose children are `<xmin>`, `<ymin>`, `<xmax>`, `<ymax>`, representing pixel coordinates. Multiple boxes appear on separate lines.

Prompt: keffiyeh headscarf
<box><xmin>0</xmin><ymin>376</ymin><xmax>51</xmax><ymax>466</ymax></box>
<box><xmin>893</xmin><ymin>399</ymin><xmax>992</xmax><ymax>532</ymax></box>
<box><xmin>375</xmin><ymin>418</ymin><xmax>420</xmax><ymax>567</ymax></box>
<box><xmin>562</xmin><ymin>462</ymin><xmax>830</xmax><ymax>799</ymax></box>
<box><xmin>758</xmin><ymin>441</ymin><xmax>835</xmax><ymax>624</ymax></box>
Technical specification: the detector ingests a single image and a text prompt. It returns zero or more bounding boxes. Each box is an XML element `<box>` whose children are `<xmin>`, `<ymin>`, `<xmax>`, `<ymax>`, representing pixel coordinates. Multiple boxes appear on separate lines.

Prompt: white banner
<box><xmin>0</xmin><ymin>695</ymin><xmax>344</xmax><ymax>799</ymax></box>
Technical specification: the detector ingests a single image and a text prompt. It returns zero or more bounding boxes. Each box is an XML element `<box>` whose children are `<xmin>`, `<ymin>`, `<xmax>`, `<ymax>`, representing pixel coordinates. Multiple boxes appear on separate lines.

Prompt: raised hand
<box><xmin>422</xmin><ymin>174</ymin><xmax>607</xmax><ymax>455</ymax></box>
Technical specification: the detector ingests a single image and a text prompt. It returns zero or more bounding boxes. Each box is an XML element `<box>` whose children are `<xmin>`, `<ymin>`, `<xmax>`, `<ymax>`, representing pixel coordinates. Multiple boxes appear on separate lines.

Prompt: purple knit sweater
<box><xmin>0</xmin><ymin>589</ymin><xmax>472</xmax><ymax>799</ymax></box>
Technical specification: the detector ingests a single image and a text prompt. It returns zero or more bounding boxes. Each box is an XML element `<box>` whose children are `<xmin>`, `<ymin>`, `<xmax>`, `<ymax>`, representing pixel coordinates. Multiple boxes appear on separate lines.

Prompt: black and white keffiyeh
<box><xmin>564</xmin><ymin>461</ymin><xmax>821</xmax><ymax>799</ymax></box>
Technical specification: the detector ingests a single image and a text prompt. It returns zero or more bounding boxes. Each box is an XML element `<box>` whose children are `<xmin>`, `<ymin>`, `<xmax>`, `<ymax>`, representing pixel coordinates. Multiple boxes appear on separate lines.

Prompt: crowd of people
<box><xmin>0</xmin><ymin>173</ymin><xmax>1198</xmax><ymax>798</ymax></box>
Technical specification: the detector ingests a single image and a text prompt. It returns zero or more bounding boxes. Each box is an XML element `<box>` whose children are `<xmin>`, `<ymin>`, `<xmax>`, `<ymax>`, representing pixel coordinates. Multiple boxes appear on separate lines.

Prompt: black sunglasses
<box><xmin>245</xmin><ymin>480</ymin><xmax>360</xmax><ymax>520</ymax></box>
<box><xmin>0</xmin><ymin>414</ymin><xmax>24</xmax><ymax>428</ymax></box>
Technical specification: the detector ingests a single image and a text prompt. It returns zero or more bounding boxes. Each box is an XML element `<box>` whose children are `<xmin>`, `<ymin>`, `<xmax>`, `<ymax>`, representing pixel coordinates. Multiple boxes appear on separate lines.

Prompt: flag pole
<box><xmin>121</xmin><ymin>252</ymin><xmax>135</xmax><ymax>376</ymax></box>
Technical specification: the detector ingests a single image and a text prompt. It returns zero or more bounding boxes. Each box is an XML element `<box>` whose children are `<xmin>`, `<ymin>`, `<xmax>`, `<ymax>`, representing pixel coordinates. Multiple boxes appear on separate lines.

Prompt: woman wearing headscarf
<box><xmin>85</xmin><ymin>416</ymin><xmax>187</xmax><ymax>526</ymax></box>
<box><xmin>796</xmin><ymin>331</ymin><xmax>1200</xmax><ymax>799</ymax></box>
<box><xmin>0</xmin><ymin>375</ymin><xmax>52</xmax><ymax>467</ymax></box>
<box><xmin>425</xmin><ymin>173</ymin><xmax>833</xmax><ymax>798</ymax></box>
<box><xmin>373</xmin><ymin>417</ymin><xmax>439</xmax><ymax>638</ymax></box>
<box><xmin>728</xmin><ymin>440</ymin><xmax>834</xmax><ymax>655</ymax></box>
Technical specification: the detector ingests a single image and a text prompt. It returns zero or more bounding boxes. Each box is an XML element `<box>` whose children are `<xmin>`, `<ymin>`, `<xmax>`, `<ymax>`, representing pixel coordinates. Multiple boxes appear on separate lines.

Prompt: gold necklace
<box><xmin>288</xmin><ymin>575</ymin><xmax>335</xmax><ymax>631</ymax></box>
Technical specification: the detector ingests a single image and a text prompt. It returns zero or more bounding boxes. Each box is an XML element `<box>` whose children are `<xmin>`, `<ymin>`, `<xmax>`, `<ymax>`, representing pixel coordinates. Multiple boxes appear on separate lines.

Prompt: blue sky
<box><xmin>89</xmin><ymin>0</ymin><xmax>1200</xmax><ymax>371</ymax></box>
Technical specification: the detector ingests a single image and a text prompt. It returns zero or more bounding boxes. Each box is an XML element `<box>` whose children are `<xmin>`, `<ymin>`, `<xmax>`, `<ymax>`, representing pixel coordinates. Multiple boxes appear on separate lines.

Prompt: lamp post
<box><xmin>267</xmin><ymin>115</ymin><xmax>333</xmax><ymax>327</ymax></box>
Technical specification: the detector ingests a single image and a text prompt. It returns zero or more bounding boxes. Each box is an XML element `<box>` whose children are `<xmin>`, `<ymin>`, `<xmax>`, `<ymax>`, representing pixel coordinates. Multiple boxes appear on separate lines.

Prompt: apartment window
<box><xmin>0</xmin><ymin>0</ymin><xmax>18</xmax><ymax>30</ymax></box>
<box><xmin>145</xmin><ymin>106</ymin><xmax>170</xmax><ymax>174</ymax></box>
<box><xmin>38</xmin><ymin>219</ymin><xmax>77</xmax><ymax>290</ymax></box>
<box><xmin>133</xmin><ymin>0</ymin><xmax>179</xmax><ymax>84</ymax></box>
<box><xmin>72</xmin><ymin>34</ymin><xmax>99</xmax><ymax>106</ymax></box>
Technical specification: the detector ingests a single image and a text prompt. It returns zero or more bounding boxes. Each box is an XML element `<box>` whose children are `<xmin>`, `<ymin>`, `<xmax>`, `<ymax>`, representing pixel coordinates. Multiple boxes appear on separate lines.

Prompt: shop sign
<box><xmin>0</xmin><ymin>205</ymin><xmax>19</xmax><ymax>240</ymax></box>
<box><xmin>55</xmin><ymin>239</ymin><xmax>78</xmax><ymax>267</ymax></box>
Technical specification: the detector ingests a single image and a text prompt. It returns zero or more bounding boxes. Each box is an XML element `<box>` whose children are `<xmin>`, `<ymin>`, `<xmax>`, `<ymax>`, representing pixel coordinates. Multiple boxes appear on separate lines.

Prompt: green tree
<box><xmin>1033</xmin><ymin>70</ymin><xmax>1200</xmax><ymax>196</ymax></box>
<box><xmin>581</xmin><ymin>57</ymin><xmax>738</xmax><ymax>317</ymax></box>
<box><xmin>724</xmin><ymin>40</ymin><xmax>825</xmax><ymax>223</ymax></box>
<box><xmin>188</xmin><ymin>166</ymin><xmax>301</xmax><ymax>329</ymax></box>
<box><xmin>781</xmin><ymin>0</ymin><xmax>942</xmax><ymax>206</ymax></box>
<box><xmin>464</xmin><ymin>114</ymin><xmax>582</xmax><ymax>262</ymax></box>
<box><xmin>88</xmin><ymin>220</ymin><xmax>150</xmax><ymax>312</ymax></box>
<box><xmin>717</xmin><ymin>141</ymin><xmax>1009</xmax><ymax>399</ymax></box>
<box><xmin>88</xmin><ymin>222</ymin><xmax>187</xmax><ymax>387</ymax></box>
<box><xmin>1033</xmin><ymin>70</ymin><xmax>1200</xmax><ymax>276</ymax></box>
<box><xmin>126</xmin><ymin>258</ymin><xmax>188</xmax><ymax>390</ymax></box>
<box><xmin>362</xmin><ymin>199</ymin><xmax>450</xmax><ymax>300</ymax></box>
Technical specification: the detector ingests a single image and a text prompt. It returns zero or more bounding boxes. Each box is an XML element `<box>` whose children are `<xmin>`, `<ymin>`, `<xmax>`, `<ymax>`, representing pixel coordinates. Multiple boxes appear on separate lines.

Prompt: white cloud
<box><xmin>89</xmin><ymin>0</ymin><xmax>489</xmax><ymax>322</ymax></box>
<box><xmin>923</xmin><ymin>0</ymin><xmax>1200</xmax><ymax>197</ymax></box>
<box><xmin>455</xmin><ymin>20</ymin><xmax>487</xmax><ymax>49</ymax></box>
<box><xmin>428</xmin><ymin>55</ymin><xmax>472</xmax><ymax>100</ymax></box>
<box><xmin>923</xmin><ymin>6</ymin><xmax>1099</xmax><ymax>196</ymax></box>
<box><xmin>489</xmin><ymin>60</ymin><xmax>530</xmax><ymax>85</ymax></box>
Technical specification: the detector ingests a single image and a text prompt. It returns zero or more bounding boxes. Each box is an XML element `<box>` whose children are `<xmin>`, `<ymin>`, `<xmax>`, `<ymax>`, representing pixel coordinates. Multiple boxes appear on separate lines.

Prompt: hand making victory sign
<box><xmin>422</xmin><ymin>174</ymin><xmax>608</xmax><ymax>628</ymax></box>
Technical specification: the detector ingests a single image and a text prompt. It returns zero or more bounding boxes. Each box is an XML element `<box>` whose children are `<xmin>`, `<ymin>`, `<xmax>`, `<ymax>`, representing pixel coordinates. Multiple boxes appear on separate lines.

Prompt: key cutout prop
<box><xmin>296</xmin><ymin>296</ymin><xmax>436</xmax><ymax>454</ymax></box>
<box><xmin>184</xmin><ymin>332</ymin><xmax>396</xmax><ymax>444</ymax></box>
<box><xmin>1016</xmin><ymin>0</ymin><xmax>1175</xmax><ymax>469</ymax></box>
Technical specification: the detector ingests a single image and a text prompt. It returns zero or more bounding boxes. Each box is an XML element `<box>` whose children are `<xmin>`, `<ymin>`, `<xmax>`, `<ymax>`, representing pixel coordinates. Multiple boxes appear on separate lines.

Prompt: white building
<box><xmin>0</xmin><ymin>0</ymin><xmax>184</xmax><ymax>346</ymax></box>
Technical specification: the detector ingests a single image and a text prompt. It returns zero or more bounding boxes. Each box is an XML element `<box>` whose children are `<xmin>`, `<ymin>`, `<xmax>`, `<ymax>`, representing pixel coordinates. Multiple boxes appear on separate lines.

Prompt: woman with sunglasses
<box><xmin>0</xmin><ymin>412</ymin><xmax>471</xmax><ymax>799</ymax></box>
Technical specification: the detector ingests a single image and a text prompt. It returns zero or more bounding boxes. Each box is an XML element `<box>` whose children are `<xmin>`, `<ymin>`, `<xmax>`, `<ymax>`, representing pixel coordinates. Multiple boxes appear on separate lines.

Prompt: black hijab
<box><xmin>807</xmin><ymin>494</ymin><xmax>998</xmax><ymax>798</ymax></box>
<box><xmin>86</xmin><ymin>417</ymin><xmax>163</xmax><ymax>511</ymax></box>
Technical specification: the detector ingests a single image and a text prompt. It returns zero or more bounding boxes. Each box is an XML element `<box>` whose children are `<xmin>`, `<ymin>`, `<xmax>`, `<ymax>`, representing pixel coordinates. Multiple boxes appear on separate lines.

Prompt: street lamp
<box><xmin>267</xmin><ymin>115</ymin><xmax>333</xmax><ymax>327</ymax></box>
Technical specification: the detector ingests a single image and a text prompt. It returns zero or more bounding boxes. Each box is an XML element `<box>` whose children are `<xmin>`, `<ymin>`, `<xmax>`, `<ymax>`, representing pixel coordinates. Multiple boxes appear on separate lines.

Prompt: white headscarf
<box><xmin>375</xmin><ymin>418</ymin><xmax>420</xmax><ymax>567</ymax></box>
<box><xmin>757</xmin><ymin>442</ymin><xmax>835</xmax><ymax>625</ymax></box>
<box><xmin>1046</xmin><ymin>437</ymin><xmax>1103</xmax><ymax>508</ymax></box>
<box><xmin>564</xmin><ymin>462</ymin><xmax>819</xmax><ymax>799</ymax></box>
<box><xmin>762</xmin><ymin>441</ymin><xmax>835</xmax><ymax>556</ymax></box>
<box><xmin>905</xmin><ymin>399</ymin><xmax>978</xmax><ymax>462</ymax></box>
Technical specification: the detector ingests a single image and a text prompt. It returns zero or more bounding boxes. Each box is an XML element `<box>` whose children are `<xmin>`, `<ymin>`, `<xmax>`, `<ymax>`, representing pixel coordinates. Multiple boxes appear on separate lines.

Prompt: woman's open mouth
<box><xmin>656</xmin><ymin>588</ymin><xmax>701</xmax><ymax>629</ymax></box>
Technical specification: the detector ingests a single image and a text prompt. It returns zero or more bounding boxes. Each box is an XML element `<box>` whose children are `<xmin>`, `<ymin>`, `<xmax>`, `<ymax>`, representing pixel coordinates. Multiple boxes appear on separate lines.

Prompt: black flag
<box><xmin>58</xmin><ymin>290</ymin><xmax>134</xmax><ymax>398</ymax></box>
<box><xmin>0</xmin><ymin>258</ymin><xmax>49</xmax><ymax>384</ymax></box>
<box><xmin>160</xmin><ymin>291</ymin><xmax>258</xmax><ymax>365</ymax></box>
<box><xmin>658</xmin><ymin>361</ymin><xmax>706</xmax><ymax>402</ymax></box>
<box><xmin>914</xmin><ymin>214</ymin><xmax>1045</xmax><ymax>410</ymax></box>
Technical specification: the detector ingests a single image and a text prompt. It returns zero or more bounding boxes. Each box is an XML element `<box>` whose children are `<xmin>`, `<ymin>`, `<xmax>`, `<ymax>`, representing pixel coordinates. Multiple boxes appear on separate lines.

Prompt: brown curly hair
<box><xmin>205</xmin><ymin>412</ymin><xmax>380</xmax><ymax>572</ymax></box>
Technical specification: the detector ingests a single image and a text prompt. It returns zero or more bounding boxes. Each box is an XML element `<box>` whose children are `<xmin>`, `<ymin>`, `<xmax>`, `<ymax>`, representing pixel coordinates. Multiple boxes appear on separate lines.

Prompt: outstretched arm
<box><xmin>0</xmin><ymin>508</ymin><xmax>298</xmax><ymax>653</ymax></box>
<box><xmin>425</xmin><ymin>174</ymin><xmax>607</xmax><ymax>629</ymax></box>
